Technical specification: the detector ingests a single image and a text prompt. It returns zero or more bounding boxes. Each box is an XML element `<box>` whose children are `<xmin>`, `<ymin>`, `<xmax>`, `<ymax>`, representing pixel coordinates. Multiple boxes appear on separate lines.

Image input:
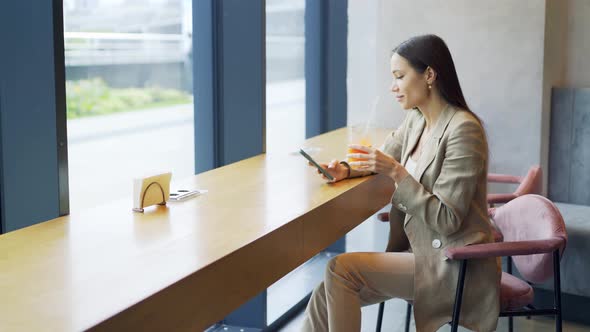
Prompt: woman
<box><xmin>302</xmin><ymin>35</ymin><xmax>500</xmax><ymax>332</ymax></box>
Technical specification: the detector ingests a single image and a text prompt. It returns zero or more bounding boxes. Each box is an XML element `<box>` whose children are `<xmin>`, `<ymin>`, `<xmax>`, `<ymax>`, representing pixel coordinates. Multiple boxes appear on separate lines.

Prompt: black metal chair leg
<box><xmin>524</xmin><ymin>304</ymin><xmax>536</xmax><ymax>320</ymax></box>
<box><xmin>375</xmin><ymin>300</ymin><xmax>412</xmax><ymax>332</ymax></box>
<box><xmin>375</xmin><ymin>301</ymin><xmax>384</xmax><ymax>332</ymax></box>
<box><xmin>405</xmin><ymin>302</ymin><xmax>412</xmax><ymax>332</ymax></box>
<box><xmin>506</xmin><ymin>256</ymin><xmax>515</xmax><ymax>331</ymax></box>
<box><xmin>554</xmin><ymin>250</ymin><xmax>562</xmax><ymax>332</ymax></box>
<box><xmin>450</xmin><ymin>260</ymin><xmax>467</xmax><ymax>332</ymax></box>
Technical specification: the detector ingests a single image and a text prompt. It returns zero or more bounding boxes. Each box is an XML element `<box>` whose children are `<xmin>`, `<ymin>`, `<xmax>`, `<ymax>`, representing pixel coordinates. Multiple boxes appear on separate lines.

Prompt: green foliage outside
<box><xmin>66</xmin><ymin>78</ymin><xmax>192</xmax><ymax>119</ymax></box>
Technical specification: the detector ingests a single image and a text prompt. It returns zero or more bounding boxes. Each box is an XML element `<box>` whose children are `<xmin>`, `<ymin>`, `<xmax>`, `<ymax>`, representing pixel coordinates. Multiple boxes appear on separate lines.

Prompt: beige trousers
<box><xmin>301</xmin><ymin>252</ymin><xmax>415</xmax><ymax>332</ymax></box>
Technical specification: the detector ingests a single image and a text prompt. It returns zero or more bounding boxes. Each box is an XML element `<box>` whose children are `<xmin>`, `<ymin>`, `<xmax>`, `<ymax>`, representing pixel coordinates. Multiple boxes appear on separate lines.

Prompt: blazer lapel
<box><xmin>414</xmin><ymin>105</ymin><xmax>457</xmax><ymax>183</ymax></box>
<box><xmin>403</xmin><ymin>106</ymin><xmax>456</xmax><ymax>228</ymax></box>
<box><xmin>401</xmin><ymin>117</ymin><xmax>425</xmax><ymax>166</ymax></box>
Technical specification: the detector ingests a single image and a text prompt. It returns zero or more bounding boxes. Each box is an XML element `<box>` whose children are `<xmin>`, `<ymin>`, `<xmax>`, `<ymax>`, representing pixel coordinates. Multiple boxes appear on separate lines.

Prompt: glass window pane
<box><xmin>265</xmin><ymin>0</ymin><xmax>305</xmax><ymax>155</ymax></box>
<box><xmin>64</xmin><ymin>0</ymin><xmax>194</xmax><ymax>212</ymax></box>
<box><xmin>265</xmin><ymin>0</ymin><xmax>307</xmax><ymax>325</ymax></box>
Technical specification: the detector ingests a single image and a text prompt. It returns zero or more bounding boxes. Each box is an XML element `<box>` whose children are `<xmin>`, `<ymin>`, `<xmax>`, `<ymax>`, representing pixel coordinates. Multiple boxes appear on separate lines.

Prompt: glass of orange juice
<box><xmin>347</xmin><ymin>125</ymin><xmax>373</xmax><ymax>168</ymax></box>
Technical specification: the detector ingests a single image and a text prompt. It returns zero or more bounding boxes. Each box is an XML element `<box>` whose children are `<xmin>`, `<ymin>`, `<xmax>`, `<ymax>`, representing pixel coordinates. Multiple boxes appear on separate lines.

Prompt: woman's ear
<box><xmin>425</xmin><ymin>66</ymin><xmax>437</xmax><ymax>85</ymax></box>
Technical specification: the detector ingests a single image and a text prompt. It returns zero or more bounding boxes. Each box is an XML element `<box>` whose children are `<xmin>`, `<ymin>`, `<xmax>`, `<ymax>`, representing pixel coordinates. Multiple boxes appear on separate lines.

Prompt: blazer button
<box><xmin>432</xmin><ymin>239</ymin><xmax>442</xmax><ymax>249</ymax></box>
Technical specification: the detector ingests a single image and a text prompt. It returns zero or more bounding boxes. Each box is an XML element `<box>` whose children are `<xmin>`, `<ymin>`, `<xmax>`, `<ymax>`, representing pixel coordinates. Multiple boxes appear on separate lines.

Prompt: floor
<box><xmin>279</xmin><ymin>300</ymin><xmax>590</xmax><ymax>332</ymax></box>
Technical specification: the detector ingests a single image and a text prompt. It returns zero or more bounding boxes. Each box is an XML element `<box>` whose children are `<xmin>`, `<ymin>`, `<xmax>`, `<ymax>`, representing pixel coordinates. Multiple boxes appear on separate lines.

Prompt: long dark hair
<box><xmin>392</xmin><ymin>34</ymin><xmax>473</xmax><ymax>116</ymax></box>
<box><xmin>393</xmin><ymin>35</ymin><xmax>489</xmax><ymax>173</ymax></box>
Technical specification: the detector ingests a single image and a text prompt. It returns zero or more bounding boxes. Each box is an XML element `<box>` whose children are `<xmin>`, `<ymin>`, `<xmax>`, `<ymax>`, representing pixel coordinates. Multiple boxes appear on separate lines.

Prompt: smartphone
<box><xmin>299</xmin><ymin>148</ymin><xmax>335</xmax><ymax>181</ymax></box>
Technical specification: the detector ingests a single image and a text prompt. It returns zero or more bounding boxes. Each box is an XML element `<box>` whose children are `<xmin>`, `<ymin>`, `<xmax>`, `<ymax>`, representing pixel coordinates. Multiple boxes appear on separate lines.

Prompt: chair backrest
<box><xmin>490</xmin><ymin>194</ymin><xmax>567</xmax><ymax>284</ymax></box>
<box><xmin>514</xmin><ymin>165</ymin><xmax>543</xmax><ymax>197</ymax></box>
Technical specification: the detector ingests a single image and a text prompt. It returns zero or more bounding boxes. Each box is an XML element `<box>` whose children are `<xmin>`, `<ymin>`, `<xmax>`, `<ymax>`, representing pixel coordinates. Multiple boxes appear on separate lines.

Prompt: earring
<box><xmin>428</xmin><ymin>84</ymin><xmax>432</xmax><ymax>89</ymax></box>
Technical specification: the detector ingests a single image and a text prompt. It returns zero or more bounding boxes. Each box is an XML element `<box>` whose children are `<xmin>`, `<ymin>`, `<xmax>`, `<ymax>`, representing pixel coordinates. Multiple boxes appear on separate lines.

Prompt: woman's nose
<box><xmin>390</xmin><ymin>81</ymin><xmax>399</xmax><ymax>92</ymax></box>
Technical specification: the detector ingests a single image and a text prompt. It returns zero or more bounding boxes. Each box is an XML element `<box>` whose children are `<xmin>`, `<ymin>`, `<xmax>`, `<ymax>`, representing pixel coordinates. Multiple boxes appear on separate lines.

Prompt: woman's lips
<box><xmin>396</xmin><ymin>95</ymin><xmax>404</xmax><ymax>101</ymax></box>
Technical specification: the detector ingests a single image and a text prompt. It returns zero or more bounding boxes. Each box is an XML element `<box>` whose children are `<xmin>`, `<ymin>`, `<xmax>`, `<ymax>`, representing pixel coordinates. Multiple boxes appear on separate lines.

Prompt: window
<box><xmin>265</xmin><ymin>0</ymin><xmax>305</xmax><ymax>155</ymax></box>
<box><xmin>265</xmin><ymin>0</ymin><xmax>307</xmax><ymax>324</ymax></box>
<box><xmin>63</xmin><ymin>0</ymin><xmax>194</xmax><ymax>211</ymax></box>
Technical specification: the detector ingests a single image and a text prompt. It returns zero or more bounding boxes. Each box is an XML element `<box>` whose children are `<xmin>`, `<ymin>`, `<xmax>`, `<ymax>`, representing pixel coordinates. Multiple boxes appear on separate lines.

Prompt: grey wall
<box><xmin>541</xmin><ymin>0</ymin><xmax>590</xmax><ymax>195</ymax></box>
<box><xmin>562</xmin><ymin>0</ymin><xmax>590</xmax><ymax>87</ymax></box>
<box><xmin>346</xmin><ymin>0</ymin><xmax>379</xmax><ymax>127</ymax></box>
<box><xmin>541</xmin><ymin>0</ymin><xmax>568</xmax><ymax>196</ymax></box>
<box><xmin>549</xmin><ymin>88</ymin><xmax>590</xmax><ymax>204</ymax></box>
<box><xmin>543</xmin><ymin>2</ymin><xmax>590</xmax><ymax>202</ymax></box>
<box><xmin>348</xmin><ymin>0</ymin><xmax>546</xmax><ymax>181</ymax></box>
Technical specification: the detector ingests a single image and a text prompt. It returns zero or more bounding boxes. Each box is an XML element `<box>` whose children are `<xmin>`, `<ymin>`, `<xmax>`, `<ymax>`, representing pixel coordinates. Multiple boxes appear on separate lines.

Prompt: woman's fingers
<box><xmin>327</xmin><ymin>159</ymin><xmax>339</xmax><ymax>169</ymax></box>
<box><xmin>345</xmin><ymin>148</ymin><xmax>391</xmax><ymax>161</ymax></box>
<box><xmin>349</xmin><ymin>160</ymin><xmax>375</xmax><ymax>169</ymax></box>
<box><xmin>321</xmin><ymin>174</ymin><xmax>336</xmax><ymax>182</ymax></box>
<box><xmin>349</xmin><ymin>158</ymin><xmax>392</xmax><ymax>172</ymax></box>
<box><xmin>347</xmin><ymin>144</ymin><xmax>373</xmax><ymax>153</ymax></box>
<box><xmin>346</xmin><ymin>148</ymin><xmax>401</xmax><ymax>175</ymax></box>
<box><xmin>346</xmin><ymin>153</ymin><xmax>367</xmax><ymax>159</ymax></box>
<box><xmin>346</xmin><ymin>153</ymin><xmax>376</xmax><ymax>160</ymax></box>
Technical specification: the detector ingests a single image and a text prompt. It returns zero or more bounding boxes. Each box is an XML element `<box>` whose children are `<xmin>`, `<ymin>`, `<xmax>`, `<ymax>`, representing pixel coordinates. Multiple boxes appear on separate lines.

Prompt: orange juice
<box><xmin>347</xmin><ymin>138</ymin><xmax>372</xmax><ymax>165</ymax></box>
<box><xmin>347</xmin><ymin>148</ymin><xmax>369</xmax><ymax>162</ymax></box>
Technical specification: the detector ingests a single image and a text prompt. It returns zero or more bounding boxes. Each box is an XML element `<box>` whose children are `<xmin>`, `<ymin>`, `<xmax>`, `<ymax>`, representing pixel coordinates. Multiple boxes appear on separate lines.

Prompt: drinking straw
<box><xmin>362</xmin><ymin>95</ymin><xmax>381</xmax><ymax>141</ymax></box>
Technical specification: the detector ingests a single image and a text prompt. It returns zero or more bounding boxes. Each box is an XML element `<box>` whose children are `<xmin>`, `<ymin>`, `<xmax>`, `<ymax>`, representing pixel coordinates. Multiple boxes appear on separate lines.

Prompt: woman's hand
<box><xmin>309</xmin><ymin>159</ymin><xmax>349</xmax><ymax>183</ymax></box>
<box><xmin>346</xmin><ymin>144</ymin><xmax>409</xmax><ymax>183</ymax></box>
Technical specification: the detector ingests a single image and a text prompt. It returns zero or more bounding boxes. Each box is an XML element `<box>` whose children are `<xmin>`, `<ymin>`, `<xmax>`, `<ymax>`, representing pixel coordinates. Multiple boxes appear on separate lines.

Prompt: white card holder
<box><xmin>132</xmin><ymin>172</ymin><xmax>172</xmax><ymax>213</ymax></box>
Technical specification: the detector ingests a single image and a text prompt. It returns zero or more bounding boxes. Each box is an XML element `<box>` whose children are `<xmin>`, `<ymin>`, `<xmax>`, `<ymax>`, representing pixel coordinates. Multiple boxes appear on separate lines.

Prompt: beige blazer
<box><xmin>381</xmin><ymin>106</ymin><xmax>501</xmax><ymax>332</ymax></box>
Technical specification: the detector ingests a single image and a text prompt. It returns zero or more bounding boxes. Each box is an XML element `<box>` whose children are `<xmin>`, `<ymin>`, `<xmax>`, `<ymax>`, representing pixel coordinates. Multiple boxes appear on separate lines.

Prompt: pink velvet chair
<box><xmin>487</xmin><ymin>165</ymin><xmax>543</xmax><ymax>206</ymax></box>
<box><xmin>375</xmin><ymin>167</ymin><xmax>544</xmax><ymax>331</ymax></box>
<box><xmin>446</xmin><ymin>194</ymin><xmax>567</xmax><ymax>332</ymax></box>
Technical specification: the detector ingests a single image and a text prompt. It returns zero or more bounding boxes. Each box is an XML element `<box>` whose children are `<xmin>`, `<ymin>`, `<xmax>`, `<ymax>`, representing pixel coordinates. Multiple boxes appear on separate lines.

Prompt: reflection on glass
<box><xmin>265</xmin><ymin>0</ymin><xmax>307</xmax><ymax>325</ymax></box>
<box><xmin>265</xmin><ymin>0</ymin><xmax>306</xmax><ymax>155</ymax></box>
<box><xmin>63</xmin><ymin>0</ymin><xmax>195</xmax><ymax>211</ymax></box>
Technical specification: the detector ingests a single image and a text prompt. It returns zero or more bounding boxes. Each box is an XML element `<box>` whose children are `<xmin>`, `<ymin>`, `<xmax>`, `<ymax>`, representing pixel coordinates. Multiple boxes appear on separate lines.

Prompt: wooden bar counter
<box><xmin>0</xmin><ymin>127</ymin><xmax>394</xmax><ymax>331</ymax></box>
